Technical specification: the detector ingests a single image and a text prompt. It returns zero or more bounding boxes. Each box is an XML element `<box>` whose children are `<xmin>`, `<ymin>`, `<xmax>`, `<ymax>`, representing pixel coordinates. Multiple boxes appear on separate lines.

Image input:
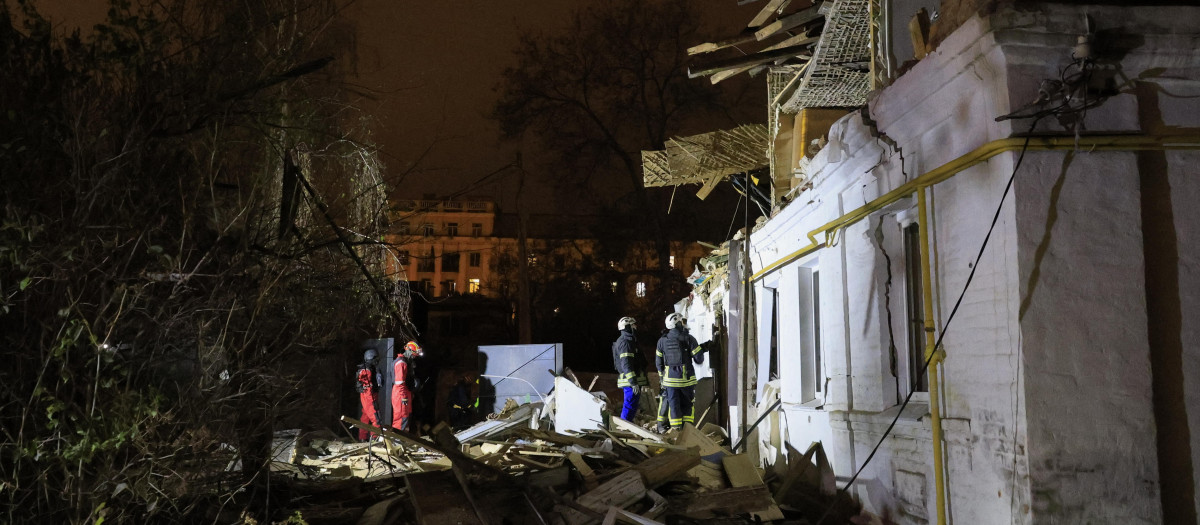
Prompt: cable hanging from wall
<box><xmin>817</xmin><ymin>33</ymin><xmax>1112</xmax><ymax>522</ymax></box>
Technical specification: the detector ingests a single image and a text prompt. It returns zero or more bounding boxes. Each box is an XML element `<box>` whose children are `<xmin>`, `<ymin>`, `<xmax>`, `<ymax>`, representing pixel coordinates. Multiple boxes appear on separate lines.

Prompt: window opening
<box><xmin>903</xmin><ymin>223</ymin><xmax>928</xmax><ymax>393</ymax></box>
<box><xmin>442</xmin><ymin>252</ymin><xmax>460</xmax><ymax>273</ymax></box>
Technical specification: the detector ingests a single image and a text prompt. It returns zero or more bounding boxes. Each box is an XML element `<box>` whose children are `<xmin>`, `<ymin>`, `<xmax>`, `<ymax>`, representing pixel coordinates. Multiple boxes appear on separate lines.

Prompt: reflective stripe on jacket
<box><xmin>612</xmin><ymin>329</ymin><xmax>648</xmax><ymax>388</ymax></box>
<box><xmin>655</xmin><ymin>328</ymin><xmax>703</xmax><ymax>388</ymax></box>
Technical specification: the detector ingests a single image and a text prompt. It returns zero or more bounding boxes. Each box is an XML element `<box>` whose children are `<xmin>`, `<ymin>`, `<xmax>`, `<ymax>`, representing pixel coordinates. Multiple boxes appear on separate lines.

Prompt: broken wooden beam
<box><xmin>610</xmin><ymin>417</ymin><xmax>664</xmax><ymax>443</ymax></box>
<box><xmin>754</xmin><ymin>2</ymin><xmax>824</xmax><ymax>41</ymax></box>
<box><xmin>631</xmin><ymin>450</ymin><xmax>701</xmax><ymax>488</ymax></box>
<box><xmin>687</xmin><ymin>29</ymin><xmax>761</xmax><ymax>56</ymax></box>
<box><xmin>708</xmin><ymin>33</ymin><xmax>819</xmax><ymax>84</ymax></box>
<box><xmin>748</xmin><ymin>0</ymin><xmax>793</xmax><ymax>28</ymax></box>
<box><xmin>341</xmin><ymin>416</ymin><xmax>506</xmax><ymax>479</ymax></box>
<box><xmin>565</xmin><ymin>470</ymin><xmax>648</xmax><ymax>525</ymax></box>
<box><xmin>689</xmin><ymin>43</ymin><xmax>813</xmax><ymax>79</ymax></box>
<box><xmin>683</xmin><ymin>485</ymin><xmax>777</xmax><ymax>516</ymax></box>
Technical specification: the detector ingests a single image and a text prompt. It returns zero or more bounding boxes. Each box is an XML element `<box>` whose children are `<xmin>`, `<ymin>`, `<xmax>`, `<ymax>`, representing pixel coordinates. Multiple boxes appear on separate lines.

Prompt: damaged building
<box><xmin>649</xmin><ymin>0</ymin><xmax>1200</xmax><ymax>523</ymax></box>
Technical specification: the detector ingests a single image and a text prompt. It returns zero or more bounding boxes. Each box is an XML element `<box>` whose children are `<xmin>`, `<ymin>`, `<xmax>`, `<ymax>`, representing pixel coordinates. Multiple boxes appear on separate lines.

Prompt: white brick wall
<box><xmin>734</xmin><ymin>3</ymin><xmax>1200</xmax><ymax>523</ymax></box>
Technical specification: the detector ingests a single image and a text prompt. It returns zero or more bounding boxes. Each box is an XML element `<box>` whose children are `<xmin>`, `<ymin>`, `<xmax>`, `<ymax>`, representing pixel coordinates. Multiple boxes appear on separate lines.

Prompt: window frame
<box><xmin>442</xmin><ymin>252</ymin><xmax>461</xmax><ymax>273</ymax></box>
<box><xmin>901</xmin><ymin>217</ymin><xmax>929</xmax><ymax>395</ymax></box>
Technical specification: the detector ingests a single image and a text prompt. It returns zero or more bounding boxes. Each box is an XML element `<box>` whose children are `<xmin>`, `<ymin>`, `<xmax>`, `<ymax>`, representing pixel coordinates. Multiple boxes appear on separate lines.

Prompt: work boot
<box><xmin>656</xmin><ymin>422</ymin><xmax>668</xmax><ymax>434</ymax></box>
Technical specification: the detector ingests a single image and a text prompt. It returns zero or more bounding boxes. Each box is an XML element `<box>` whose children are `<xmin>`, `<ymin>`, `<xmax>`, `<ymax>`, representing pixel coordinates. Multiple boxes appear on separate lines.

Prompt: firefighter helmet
<box><xmin>617</xmin><ymin>316</ymin><xmax>636</xmax><ymax>330</ymax></box>
<box><xmin>404</xmin><ymin>340</ymin><xmax>423</xmax><ymax>357</ymax></box>
<box><xmin>363</xmin><ymin>348</ymin><xmax>378</xmax><ymax>364</ymax></box>
<box><xmin>665</xmin><ymin>313</ymin><xmax>685</xmax><ymax>330</ymax></box>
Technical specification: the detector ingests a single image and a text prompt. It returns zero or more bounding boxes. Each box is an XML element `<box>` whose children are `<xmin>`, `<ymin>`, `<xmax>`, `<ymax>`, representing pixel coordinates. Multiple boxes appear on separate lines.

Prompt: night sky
<box><xmin>36</xmin><ymin>0</ymin><xmax>765</xmax><ymax>212</ymax></box>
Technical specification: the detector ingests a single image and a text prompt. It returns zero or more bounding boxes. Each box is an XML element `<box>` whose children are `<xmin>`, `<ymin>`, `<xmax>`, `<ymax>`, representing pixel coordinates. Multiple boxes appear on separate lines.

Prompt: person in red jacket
<box><xmin>391</xmin><ymin>341</ymin><xmax>424</xmax><ymax>432</ymax></box>
<box><xmin>355</xmin><ymin>348</ymin><xmax>381</xmax><ymax>441</ymax></box>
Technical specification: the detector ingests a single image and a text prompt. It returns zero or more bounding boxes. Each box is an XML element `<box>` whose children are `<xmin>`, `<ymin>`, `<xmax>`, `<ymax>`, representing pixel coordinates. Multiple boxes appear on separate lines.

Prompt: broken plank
<box><xmin>602</xmin><ymin>507</ymin><xmax>666</xmax><ymax>525</ymax></box>
<box><xmin>567</xmin><ymin>470</ymin><xmax>648</xmax><ymax>525</ymax></box>
<box><xmin>341</xmin><ymin>416</ymin><xmax>505</xmax><ymax>479</ymax></box>
<box><xmin>683</xmin><ymin>485</ymin><xmax>776</xmax><ymax>516</ymax></box>
<box><xmin>632</xmin><ymin>450</ymin><xmax>701</xmax><ymax>488</ymax></box>
<box><xmin>568</xmin><ymin>452</ymin><xmax>599</xmax><ymax>490</ymax></box>
<box><xmin>407</xmin><ymin>469</ymin><xmax>485</xmax><ymax>525</ymax></box>
<box><xmin>754</xmin><ymin>2</ymin><xmax>824</xmax><ymax>41</ymax></box>
<box><xmin>687</xmin><ymin>29</ymin><xmax>760</xmax><ymax>55</ymax></box>
<box><xmin>722</xmin><ymin>454</ymin><xmax>765</xmax><ymax>487</ymax></box>
<box><xmin>676</xmin><ymin>423</ymin><xmax>730</xmax><ymax>456</ymax></box>
<box><xmin>689</xmin><ymin>43</ymin><xmax>812</xmax><ymax>79</ymax></box>
<box><xmin>512</xmin><ymin>427</ymin><xmax>597</xmax><ymax>448</ymax></box>
<box><xmin>909</xmin><ymin>7</ymin><xmax>931</xmax><ymax>59</ymax></box>
<box><xmin>516</xmin><ymin>449</ymin><xmax>566</xmax><ymax>457</ymax></box>
<box><xmin>748</xmin><ymin>0</ymin><xmax>792</xmax><ymax>27</ymax></box>
<box><xmin>708</xmin><ymin>33</ymin><xmax>818</xmax><ymax>84</ymax></box>
<box><xmin>695</xmin><ymin>174</ymin><xmax>724</xmax><ymax>200</ymax></box>
<box><xmin>611</xmin><ymin>416</ymin><xmax>664</xmax><ymax>443</ymax></box>
<box><xmin>525</xmin><ymin>464</ymin><xmax>570</xmax><ymax>487</ymax></box>
<box><xmin>564</xmin><ymin>367</ymin><xmax>583</xmax><ymax>388</ymax></box>
<box><xmin>508</xmin><ymin>452</ymin><xmax>557</xmax><ymax>470</ymax></box>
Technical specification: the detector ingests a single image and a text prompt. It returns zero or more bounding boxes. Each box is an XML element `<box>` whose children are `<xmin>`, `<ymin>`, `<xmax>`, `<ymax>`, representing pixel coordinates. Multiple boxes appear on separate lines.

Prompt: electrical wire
<box><xmin>815</xmin><ymin>119</ymin><xmax>1042</xmax><ymax>524</ymax></box>
<box><xmin>725</xmin><ymin>191</ymin><xmax>744</xmax><ymax>241</ymax></box>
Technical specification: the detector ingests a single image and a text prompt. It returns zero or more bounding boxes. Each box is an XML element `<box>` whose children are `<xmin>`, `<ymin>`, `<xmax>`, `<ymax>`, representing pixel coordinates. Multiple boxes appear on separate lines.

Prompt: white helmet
<box><xmin>617</xmin><ymin>316</ymin><xmax>636</xmax><ymax>330</ymax></box>
<box><xmin>665</xmin><ymin>313</ymin><xmax>685</xmax><ymax>330</ymax></box>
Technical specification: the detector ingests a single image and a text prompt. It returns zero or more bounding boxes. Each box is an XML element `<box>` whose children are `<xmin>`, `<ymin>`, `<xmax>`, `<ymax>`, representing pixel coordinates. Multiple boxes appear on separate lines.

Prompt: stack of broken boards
<box><xmin>440</xmin><ymin>418</ymin><xmax>864</xmax><ymax>525</ymax></box>
<box><xmin>269</xmin><ymin>415</ymin><xmax>863</xmax><ymax>524</ymax></box>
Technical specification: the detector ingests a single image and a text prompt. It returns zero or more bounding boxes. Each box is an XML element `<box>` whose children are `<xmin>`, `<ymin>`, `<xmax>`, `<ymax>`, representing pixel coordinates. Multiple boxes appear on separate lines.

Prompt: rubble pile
<box><xmin>267</xmin><ymin>375</ymin><xmax>870</xmax><ymax>524</ymax></box>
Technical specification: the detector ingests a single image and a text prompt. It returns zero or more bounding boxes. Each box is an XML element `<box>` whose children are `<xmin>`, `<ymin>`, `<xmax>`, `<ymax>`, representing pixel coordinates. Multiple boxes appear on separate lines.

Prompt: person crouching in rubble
<box><xmin>656</xmin><ymin>313</ymin><xmax>706</xmax><ymax>433</ymax></box>
<box><xmin>392</xmin><ymin>340</ymin><xmax>424</xmax><ymax>432</ymax></box>
<box><xmin>355</xmin><ymin>348</ymin><xmax>382</xmax><ymax>441</ymax></box>
<box><xmin>613</xmin><ymin>316</ymin><xmax>649</xmax><ymax>422</ymax></box>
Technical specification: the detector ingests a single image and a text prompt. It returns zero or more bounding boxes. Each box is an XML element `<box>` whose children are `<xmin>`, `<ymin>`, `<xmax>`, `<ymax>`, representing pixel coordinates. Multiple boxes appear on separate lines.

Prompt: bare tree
<box><xmin>0</xmin><ymin>1</ymin><xmax>404</xmax><ymax>522</ymax></box>
<box><xmin>493</xmin><ymin>0</ymin><xmax>752</xmax><ymax>318</ymax></box>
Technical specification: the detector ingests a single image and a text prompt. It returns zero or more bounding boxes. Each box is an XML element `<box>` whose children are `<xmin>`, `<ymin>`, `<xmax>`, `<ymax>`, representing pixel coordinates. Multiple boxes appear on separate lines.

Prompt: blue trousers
<box><xmin>621</xmin><ymin>386</ymin><xmax>640</xmax><ymax>421</ymax></box>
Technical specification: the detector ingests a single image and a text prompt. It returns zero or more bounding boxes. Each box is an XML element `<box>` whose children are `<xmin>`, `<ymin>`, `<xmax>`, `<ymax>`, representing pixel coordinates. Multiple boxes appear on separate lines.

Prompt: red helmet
<box><xmin>404</xmin><ymin>341</ymin><xmax>423</xmax><ymax>356</ymax></box>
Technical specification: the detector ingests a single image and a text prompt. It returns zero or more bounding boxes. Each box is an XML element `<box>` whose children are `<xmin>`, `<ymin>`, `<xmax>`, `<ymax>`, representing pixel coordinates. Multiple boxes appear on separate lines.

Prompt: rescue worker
<box><xmin>448</xmin><ymin>373</ymin><xmax>476</xmax><ymax>430</ymax></box>
<box><xmin>655</xmin><ymin>313</ymin><xmax>705</xmax><ymax>432</ymax></box>
<box><xmin>355</xmin><ymin>348</ymin><xmax>381</xmax><ymax>441</ymax></box>
<box><xmin>612</xmin><ymin>316</ymin><xmax>649</xmax><ymax>421</ymax></box>
<box><xmin>391</xmin><ymin>340</ymin><xmax>424</xmax><ymax>432</ymax></box>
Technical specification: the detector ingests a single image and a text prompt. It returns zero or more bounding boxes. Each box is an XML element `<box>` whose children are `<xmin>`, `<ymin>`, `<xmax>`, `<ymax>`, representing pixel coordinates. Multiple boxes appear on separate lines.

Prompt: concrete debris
<box><xmin>266</xmin><ymin>378</ymin><xmax>870</xmax><ymax>524</ymax></box>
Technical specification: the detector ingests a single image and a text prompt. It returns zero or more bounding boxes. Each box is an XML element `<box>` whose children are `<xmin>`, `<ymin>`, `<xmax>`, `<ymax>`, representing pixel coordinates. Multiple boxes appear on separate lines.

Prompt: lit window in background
<box><xmin>610</xmin><ymin>281</ymin><xmax>618</xmax><ymax>293</ymax></box>
<box><xmin>468</xmin><ymin>279</ymin><xmax>480</xmax><ymax>293</ymax></box>
<box><xmin>669</xmin><ymin>255</ymin><xmax>675</xmax><ymax>268</ymax></box>
<box><xmin>636</xmin><ymin>282</ymin><xmax>646</xmax><ymax>297</ymax></box>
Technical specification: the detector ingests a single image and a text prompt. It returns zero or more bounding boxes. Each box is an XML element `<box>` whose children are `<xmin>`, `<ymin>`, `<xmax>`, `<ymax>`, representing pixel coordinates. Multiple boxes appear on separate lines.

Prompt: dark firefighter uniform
<box><xmin>656</xmin><ymin>327</ymin><xmax>705</xmax><ymax>430</ymax></box>
<box><xmin>613</xmin><ymin>326</ymin><xmax>649</xmax><ymax>421</ymax></box>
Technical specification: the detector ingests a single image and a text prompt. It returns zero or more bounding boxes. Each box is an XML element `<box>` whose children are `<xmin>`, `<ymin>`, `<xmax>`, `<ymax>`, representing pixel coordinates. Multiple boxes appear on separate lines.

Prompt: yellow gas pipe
<box><xmin>747</xmin><ymin>133</ymin><xmax>1200</xmax><ymax>525</ymax></box>
<box><xmin>917</xmin><ymin>186</ymin><xmax>946</xmax><ymax>525</ymax></box>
